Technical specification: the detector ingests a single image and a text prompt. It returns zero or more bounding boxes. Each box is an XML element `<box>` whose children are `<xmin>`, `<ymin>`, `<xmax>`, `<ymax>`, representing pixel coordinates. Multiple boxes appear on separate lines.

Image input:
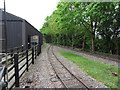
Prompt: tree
<box><xmin>40</xmin><ymin>2</ymin><xmax>120</xmax><ymax>55</ymax></box>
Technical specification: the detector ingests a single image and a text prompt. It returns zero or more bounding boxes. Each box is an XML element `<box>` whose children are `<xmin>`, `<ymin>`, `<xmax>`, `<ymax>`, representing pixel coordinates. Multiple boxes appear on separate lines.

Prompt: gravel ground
<box><xmin>20</xmin><ymin>45</ymin><xmax>57</xmax><ymax>88</ymax></box>
<box><xmin>19</xmin><ymin>45</ymin><xmax>110</xmax><ymax>88</ymax></box>
<box><xmin>55</xmin><ymin>46</ymin><xmax>119</xmax><ymax>68</ymax></box>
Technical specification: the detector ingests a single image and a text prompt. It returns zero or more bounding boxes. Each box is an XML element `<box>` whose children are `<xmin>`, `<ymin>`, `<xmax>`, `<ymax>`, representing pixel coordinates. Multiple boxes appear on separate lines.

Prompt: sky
<box><xmin>0</xmin><ymin>0</ymin><xmax>60</xmax><ymax>30</ymax></box>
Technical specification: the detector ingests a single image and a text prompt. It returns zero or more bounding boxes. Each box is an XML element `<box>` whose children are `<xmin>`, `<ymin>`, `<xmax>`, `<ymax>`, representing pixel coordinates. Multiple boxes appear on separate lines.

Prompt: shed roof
<box><xmin>0</xmin><ymin>10</ymin><xmax>23</xmax><ymax>21</ymax></box>
<box><xmin>0</xmin><ymin>10</ymin><xmax>41</xmax><ymax>34</ymax></box>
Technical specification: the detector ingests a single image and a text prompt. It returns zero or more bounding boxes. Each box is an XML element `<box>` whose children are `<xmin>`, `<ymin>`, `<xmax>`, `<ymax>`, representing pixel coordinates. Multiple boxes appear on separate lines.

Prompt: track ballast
<box><xmin>47</xmin><ymin>45</ymin><xmax>90</xmax><ymax>89</ymax></box>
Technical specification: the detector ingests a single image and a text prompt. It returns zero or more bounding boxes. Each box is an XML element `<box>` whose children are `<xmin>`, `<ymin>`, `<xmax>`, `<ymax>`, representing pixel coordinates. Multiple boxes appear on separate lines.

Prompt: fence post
<box><xmin>39</xmin><ymin>45</ymin><xmax>41</xmax><ymax>54</ymax></box>
<box><xmin>10</xmin><ymin>50</ymin><xmax>13</xmax><ymax>64</ymax></box>
<box><xmin>37</xmin><ymin>44</ymin><xmax>40</xmax><ymax>56</ymax></box>
<box><xmin>22</xmin><ymin>46</ymin><xmax>24</xmax><ymax>52</ymax></box>
<box><xmin>26</xmin><ymin>50</ymin><xmax>29</xmax><ymax>71</ymax></box>
<box><xmin>35</xmin><ymin>46</ymin><xmax>37</xmax><ymax>59</ymax></box>
<box><xmin>32</xmin><ymin>48</ymin><xmax>34</xmax><ymax>64</ymax></box>
<box><xmin>14</xmin><ymin>53</ymin><xmax>19</xmax><ymax>87</ymax></box>
<box><xmin>37</xmin><ymin>45</ymin><xmax>39</xmax><ymax>56</ymax></box>
<box><xmin>17</xmin><ymin>47</ymin><xmax>19</xmax><ymax>54</ymax></box>
<box><xmin>4</xmin><ymin>69</ymin><xmax>6</xmax><ymax>82</ymax></box>
<box><xmin>10</xmin><ymin>50</ymin><xmax>13</xmax><ymax>57</ymax></box>
<box><xmin>21</xmin><ymin>45</ymin><xmax>24</xmax><ymax>57</ymax></box>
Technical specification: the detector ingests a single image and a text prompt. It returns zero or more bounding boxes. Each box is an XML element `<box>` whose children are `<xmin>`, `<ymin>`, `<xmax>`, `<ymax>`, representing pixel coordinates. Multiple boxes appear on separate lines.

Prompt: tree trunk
<box><xmin>72</xmin><ymin>35</ymin><xmax>74</xmax><ymax>48</ymax></box>
<box><xmin>91</xmin><ymin>37</ymin><xmax>95</xmax><ymax>52</ymax></box>
<box><xmin>63</xmin><ymin>35</ymin><xmax>65</xmax><ymax>46</ymax></box>
<box><xmin>116</xmin><ymin>38</ymin><xmax>119</xmax><ymax>55</ymax></box>
<box><xmin>90</xmin><ymin>20</ymin><xmax>97</xmax><ymax>52</ymax></box>
<box><xmin>82</xmin><ymin>36</ymin><xmax>85</xmax><ymax>50</ymax></box>
<box><xmin>58</xmin><ymin>34</ymin><xmax>59</xmax><ymax>44</ymax></box>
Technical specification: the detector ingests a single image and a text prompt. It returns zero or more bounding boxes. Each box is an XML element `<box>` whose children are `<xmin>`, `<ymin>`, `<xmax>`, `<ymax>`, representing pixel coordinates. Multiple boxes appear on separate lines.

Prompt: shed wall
<box><xmin>25</xmin><ymin>21</ymin><xmax>43</xmax><ymax>48</ymax></box>
<box><xmin>0</xmin><ymin>11</ymin><xmax>43</xmax><ymax>52</ymax></box>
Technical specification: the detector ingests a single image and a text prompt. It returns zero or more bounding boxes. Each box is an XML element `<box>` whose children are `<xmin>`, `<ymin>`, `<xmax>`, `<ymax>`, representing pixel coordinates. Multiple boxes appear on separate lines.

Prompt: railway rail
<box><xmin>47</xmin><ymin>45</ymin><xmax>90</xmax><ymax>89</ymax></box>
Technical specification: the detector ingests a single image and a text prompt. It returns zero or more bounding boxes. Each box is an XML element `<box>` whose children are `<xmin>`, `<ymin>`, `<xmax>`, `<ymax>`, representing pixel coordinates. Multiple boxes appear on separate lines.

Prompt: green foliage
<box><xmin>40</xmin><ymin>2</ymin><xmax>120</xmax><ymax>55</ymax></box>
<box><xmin>60</xmin><ymin>51</ymin><xmax>120</xmax><ymax>88</ymax></box>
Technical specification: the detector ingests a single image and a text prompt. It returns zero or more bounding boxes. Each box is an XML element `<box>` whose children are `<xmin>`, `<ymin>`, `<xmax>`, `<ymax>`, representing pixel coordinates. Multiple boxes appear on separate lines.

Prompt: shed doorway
<box><xmin>28</xmin><ymin>35</ymin><xmax>31</xmax><ymax>49</ymax></box>
<box><xmin>31</xmin><ymin>35</ymin><xmax>39</xmax><ymax>47</ymax></box>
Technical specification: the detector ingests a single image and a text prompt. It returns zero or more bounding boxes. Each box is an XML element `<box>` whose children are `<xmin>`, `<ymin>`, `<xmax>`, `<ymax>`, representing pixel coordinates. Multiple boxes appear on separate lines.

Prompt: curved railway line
<box><xmin>47</xmin><ymin>45</ymin><xmax>90</xmax><ymax>89</ymax></box>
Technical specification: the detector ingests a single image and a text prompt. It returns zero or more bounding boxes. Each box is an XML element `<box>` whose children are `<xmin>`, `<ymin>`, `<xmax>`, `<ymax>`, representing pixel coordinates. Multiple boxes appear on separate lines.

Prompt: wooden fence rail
<box><xmin>0</xmin><ymin>44</ymin><xmax>40</xmax><ymax>90</ymax></box>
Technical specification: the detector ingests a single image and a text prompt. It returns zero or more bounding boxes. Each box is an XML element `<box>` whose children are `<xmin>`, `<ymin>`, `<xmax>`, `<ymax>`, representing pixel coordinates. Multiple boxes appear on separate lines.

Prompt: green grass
<box><xmin>43</xmin><ymin>43</ymin><xmax>47</xmax><ymax>48</ymax></box>
<box><xmin>60</xmin><ymin>51</ymin><xmax>120</xmax><ymax>88</ymax></box>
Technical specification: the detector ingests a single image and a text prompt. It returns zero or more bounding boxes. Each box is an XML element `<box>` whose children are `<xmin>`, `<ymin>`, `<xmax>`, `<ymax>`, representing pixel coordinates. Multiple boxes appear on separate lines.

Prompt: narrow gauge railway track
<box><xmin>47</xmin><ymin>45</ymin><xmax>90</xmax><ymax>89</ymax></box>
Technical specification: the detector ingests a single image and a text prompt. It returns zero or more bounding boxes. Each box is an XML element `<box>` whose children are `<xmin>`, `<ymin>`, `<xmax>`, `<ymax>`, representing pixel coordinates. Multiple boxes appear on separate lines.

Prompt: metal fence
<box><xmin>0</xmin><ymin>44</ymin><xmax>40</xmax><ymax>90</ymax></box>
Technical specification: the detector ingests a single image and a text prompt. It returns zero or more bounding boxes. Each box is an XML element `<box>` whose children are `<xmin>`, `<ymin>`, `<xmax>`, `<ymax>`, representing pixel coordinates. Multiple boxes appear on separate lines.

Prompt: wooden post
<box><xmin>3</xmin><ymin>66</ymin><xmax>6</xmax><ymax>82</ymax></box>
<box><xmin>39</xmin><ymin>45</ymin><xmax>41</xmax><ymax>54</ymax></box>
<box><xmin>10</xmin><ymin>50</ymin><xmax>13</xmax><ymax>64</ymax></box>
<box><xmin>26</xmin><ymin>50</ymin><xmax>28</xmax><ymax>71</ymax></box>
<box><xmin>22</xmin><ymin>46</ymin><xmax>24</xmax><ymax>56</ymax></box>
<box><xmin>22</xmin><ymin>46</ymin><xmax>24</xmax><ymax>52</ymax></box>
<box><xmin>35</xmin><ymin>46</ymin><xmax>37</xmax><ymax>59</ymax></box>
<box><xmin>32</xmin><ymin>48</ymin><xmax>34</xmax><ymax>64</ymax></box>
<box><xmin>37</xmin><ymin>44</ymin><xmax>41</xmax><ymax>56</ymax></box>
<box><xmin>14</xmin><ymin>53</ymin><xmax>19</xmax><ymax>87</ymax></box>
<box><xmin>17</xmin><ymin>47</ymin><xmax>19</xmax><ymax>54</ymax></box>
<box><xmin>36</xmin><ymin>45</ymin><xmax>39</xmax><ymax>56</ymax></box>
<box><xmin>10</xmin><ymin>50</ymin><xmax>13</xmax><ymax>57</ymax></box>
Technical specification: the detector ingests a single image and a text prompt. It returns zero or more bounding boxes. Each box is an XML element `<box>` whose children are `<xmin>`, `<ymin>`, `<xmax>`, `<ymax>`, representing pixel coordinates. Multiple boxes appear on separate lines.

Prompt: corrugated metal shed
<box><xmin>0</xmin><ymin>11</ymin><xmax>43</xmax><ymax>52</ymax></box>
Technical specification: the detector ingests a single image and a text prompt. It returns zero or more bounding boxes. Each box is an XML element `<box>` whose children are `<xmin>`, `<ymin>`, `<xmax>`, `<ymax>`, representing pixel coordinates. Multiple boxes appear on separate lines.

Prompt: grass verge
<box><xmin>60</xmin><ymin>51</ymin><xmax>120</xmax><ymax>88</ymax></box>
<box><xmin>43</xmin><ymin>43</ymin><xmax>47</xmax><ymax>48</ymax></box>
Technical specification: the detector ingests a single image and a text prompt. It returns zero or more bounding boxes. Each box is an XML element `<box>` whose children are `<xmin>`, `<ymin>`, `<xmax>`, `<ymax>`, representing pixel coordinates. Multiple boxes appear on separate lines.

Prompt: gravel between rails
<box><xmin>19</xmin><ymin>45</ymin><xmax>108</xmax><ymax>88</ymax></box>
<box><xmin>48</xmin><ymin>46</ymin><xmax>89</xmax><ymax>88</ymax></box>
